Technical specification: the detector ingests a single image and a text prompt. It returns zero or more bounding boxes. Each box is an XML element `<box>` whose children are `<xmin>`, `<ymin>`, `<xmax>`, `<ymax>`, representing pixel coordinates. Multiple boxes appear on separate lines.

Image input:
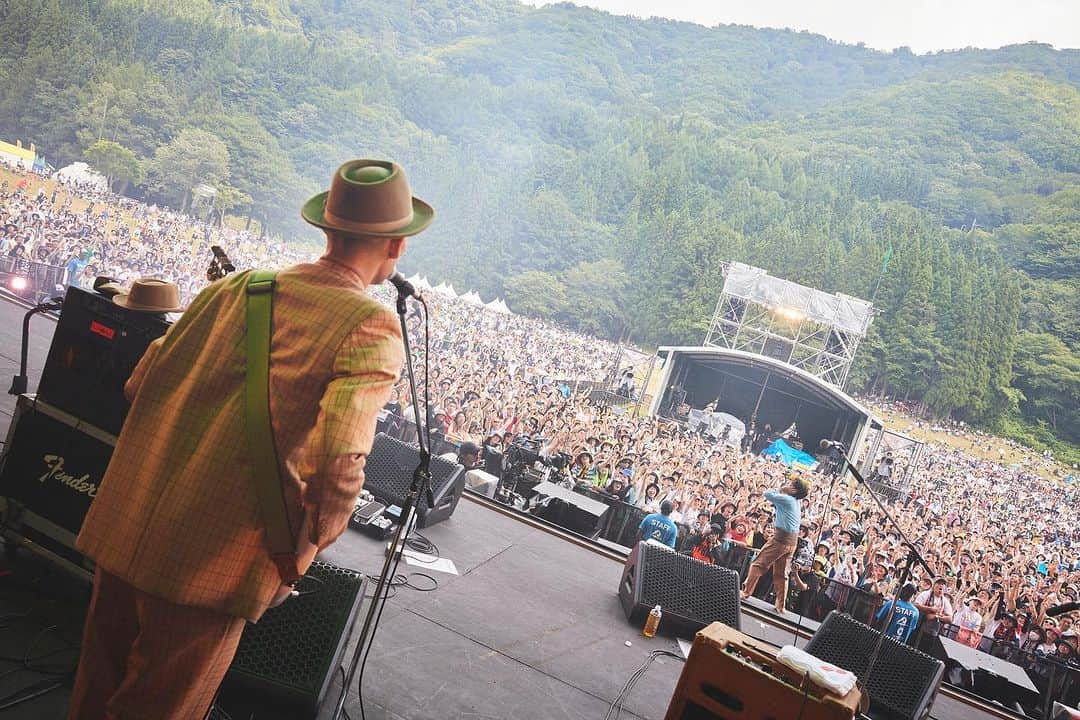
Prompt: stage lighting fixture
<box><xmin>774</xmin><ymin>306</ymin><xmax>805</xmax><ymax>322</ymax></box>
<box><xmin>10</xmin><ymin>276</ymin><xmax>28</xmax><ymax>291</ymax></box>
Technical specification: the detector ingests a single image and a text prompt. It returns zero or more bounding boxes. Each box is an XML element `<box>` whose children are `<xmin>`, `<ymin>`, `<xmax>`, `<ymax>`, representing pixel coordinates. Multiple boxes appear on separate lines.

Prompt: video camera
<box><xmin>495</xmin><ymin>435</ymin><xmax>573</xmax><ymax>506</ymax></box>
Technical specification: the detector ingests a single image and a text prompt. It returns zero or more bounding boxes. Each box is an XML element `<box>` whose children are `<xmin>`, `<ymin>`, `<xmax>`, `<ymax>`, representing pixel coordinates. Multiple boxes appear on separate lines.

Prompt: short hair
<box><xmin>899</xmin><ymin>583</ymin><xmax>918</xmax><ymax>601</ymax></box>
<box><xmin>660</xmin><ymin>500</ymin><xmax>674</xmax><ymax>515</ymax></box>
<box><xmin>791</xmin><ymin>477</ymin><xmax>810</xmax><ymax>500</ymax></box>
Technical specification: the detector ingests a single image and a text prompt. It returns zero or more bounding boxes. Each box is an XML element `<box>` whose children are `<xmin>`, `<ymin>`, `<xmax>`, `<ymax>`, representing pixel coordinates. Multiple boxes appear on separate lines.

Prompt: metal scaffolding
<box><xmin>704</xmin><ymin>263</ymin><xmax>874</xmax><ymax>390</ymax></box>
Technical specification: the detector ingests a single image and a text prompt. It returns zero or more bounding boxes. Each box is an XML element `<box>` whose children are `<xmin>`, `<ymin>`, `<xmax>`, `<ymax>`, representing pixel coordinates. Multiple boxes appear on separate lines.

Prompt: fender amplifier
<box><xmin>363</xmin><ymin>433</ymin><xmax>465</xmax><ymax>528</ymax></box>
<box><xmin>37</xmin><ymin>286</ymin><xmax>169</xmax><ymax>435</ymax></box>
<box><xmin>0</xmin><ymin>394</ymin><xmax>113</xmax><ymax>575</ymax></box>
<box><xmin>665</xmin><ymin>622</ymin><xmax>863</xmax><ymax>720</ymax></box>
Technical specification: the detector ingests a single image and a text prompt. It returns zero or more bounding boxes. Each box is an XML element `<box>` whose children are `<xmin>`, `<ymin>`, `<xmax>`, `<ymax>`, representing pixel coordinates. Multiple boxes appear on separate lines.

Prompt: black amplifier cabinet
<box><xmin>0</xmin><ymin>395</ymin><xmax>113</xmax><ymax>578</ymax></box>
<box><xmin>38</xmin><ymin>286</ymin><xmax>169</xmax><ymax>436</ymax></box>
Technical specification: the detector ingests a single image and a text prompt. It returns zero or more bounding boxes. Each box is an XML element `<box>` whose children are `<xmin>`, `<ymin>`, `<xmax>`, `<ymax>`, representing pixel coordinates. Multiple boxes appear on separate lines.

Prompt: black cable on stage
<box><xmin>405</xmin><ymin>531</ymin><xmax>438</xmax><ymax>560</ymax></box>
<box><xmin>604</xmin><ymin>649</ymin><xmax>684</xmax><ymax>720</ymax></box>
<box><xmin>0</xmin><ymin>622</ymin><xmax>78</xmax><ymax>711</ymax></box>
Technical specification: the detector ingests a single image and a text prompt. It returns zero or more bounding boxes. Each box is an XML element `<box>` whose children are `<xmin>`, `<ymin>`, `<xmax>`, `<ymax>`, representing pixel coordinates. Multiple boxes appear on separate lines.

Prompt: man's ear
<box><xmin>387</xmin><ymin>236</ymin><xmax>406</xmax><ymax>259</ymax></box>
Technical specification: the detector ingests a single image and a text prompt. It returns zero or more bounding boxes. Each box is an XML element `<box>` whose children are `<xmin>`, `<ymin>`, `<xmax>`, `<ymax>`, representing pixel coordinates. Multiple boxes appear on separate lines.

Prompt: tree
<box><xmin>1012</xmin><ymin>332</ymin><xmax>1080</xmax><ymax>441</ymax></box>
<box><xmin>84</xmin><ymin>140</ymin><xmax>142</xmax><ymax>192</ymax></box>
<box><xmin>145</xmin><ymin>129</ymin><xmax>230</xmax><ymax>211</ymax></box>
<box><xmin>503</xmin><ymin>271</ymin><xmax>567</xmax><ymax>321</ymax></box>
<box><xmin>562</xmin><ymin>259</ymin><xmax>629</xmax><ymax>337</ymax></box>
<box><xmin>212</xmin><ymin>183</ymin><xmax>252</xmax><ymax>226</ymax></box>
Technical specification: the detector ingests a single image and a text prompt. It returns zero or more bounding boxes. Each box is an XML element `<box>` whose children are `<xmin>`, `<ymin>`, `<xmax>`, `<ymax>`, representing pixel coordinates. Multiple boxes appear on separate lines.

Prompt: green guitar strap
<box><xmin>244</xmin><ymin>270</ymin><xmax>300</xmax><ymax>586</ymax></box>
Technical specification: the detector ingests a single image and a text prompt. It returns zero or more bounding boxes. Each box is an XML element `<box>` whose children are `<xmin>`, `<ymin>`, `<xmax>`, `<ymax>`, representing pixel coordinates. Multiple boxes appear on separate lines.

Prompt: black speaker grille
<box><xmin>228</xmin><ymin>561</ymin><xmax>364</xmax><ymax>703</ymax></box>
<box><xmin>805</xmin><ymin>611</ymin><xmax>944</xmax><ymax>720</ymax></box>
<box><xmin>639</xmin><ymin>543</ymin><xmax>741</xmax><ymax>630</ymax></box>
<box><xmin>364</xmin><ymin>433</ymin><xmax>461</xmax><ymax>514</ymax></box>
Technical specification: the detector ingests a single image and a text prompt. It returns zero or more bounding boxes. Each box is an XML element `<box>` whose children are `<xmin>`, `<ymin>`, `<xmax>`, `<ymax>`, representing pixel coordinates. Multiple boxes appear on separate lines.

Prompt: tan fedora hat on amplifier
<box><xmin>301</xmin><ymin>159</ymin><xmax>434</xmax><ymax>238</ymax></box>
<box><xmin>113</xmin><ymin>278</ymin><xmax>185</xmax><ymax>313</ymax></box>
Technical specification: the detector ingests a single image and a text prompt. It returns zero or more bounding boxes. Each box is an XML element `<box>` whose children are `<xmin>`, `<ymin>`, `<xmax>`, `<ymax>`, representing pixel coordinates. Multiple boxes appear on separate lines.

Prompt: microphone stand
<box><xmin>332</xmin><ymin>288</ymin><xmax>433</xmax><ymax>720</ymax></box>
<box><xmin>833</xmin><ymin>449</ymin><xmax>935</xmax><ymax>695</ymax></box>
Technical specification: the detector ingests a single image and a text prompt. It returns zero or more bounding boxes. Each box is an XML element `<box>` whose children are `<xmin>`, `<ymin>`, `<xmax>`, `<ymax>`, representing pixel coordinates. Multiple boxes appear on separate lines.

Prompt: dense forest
<box><xmin>0</xmin><ymin>0</ymin><xmax>1077</xmax><ymax>457</ymax></box>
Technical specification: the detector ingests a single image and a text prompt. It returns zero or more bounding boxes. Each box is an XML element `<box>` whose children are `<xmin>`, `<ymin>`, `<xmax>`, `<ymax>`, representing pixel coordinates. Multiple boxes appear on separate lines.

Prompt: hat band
<box><xmin>323</xmin><ymin>206</ymin><xmax>414</xmax><ymax>234</ymax></box>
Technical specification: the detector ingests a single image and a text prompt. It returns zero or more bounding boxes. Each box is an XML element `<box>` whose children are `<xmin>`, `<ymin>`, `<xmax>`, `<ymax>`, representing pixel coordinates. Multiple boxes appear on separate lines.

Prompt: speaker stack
<box><xmin>619</xmin><ymin>541</ymin><xmax>741</xmax><ymax>637</ymax></box>
<box><xmin>362</xmin><ymin>432</ymin><xmax>466</xmax><ymax>528</ymax></box>
<box><xmin>0</xmin><ymin>287</ymin><xmax>168</xmax><ymax>575</ymax></box>
<box><xmin>805</xmin><ymin>611</ymin><xmax>945</xmax><ymax>720</ymax></box>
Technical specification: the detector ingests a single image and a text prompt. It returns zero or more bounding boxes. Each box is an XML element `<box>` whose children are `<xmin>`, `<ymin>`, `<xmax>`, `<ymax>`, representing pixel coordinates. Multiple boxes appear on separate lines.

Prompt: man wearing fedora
<box><xmin>68</xmin><ymin>160</ymin><xmax>433</xmax><ymax>720</ymax></box>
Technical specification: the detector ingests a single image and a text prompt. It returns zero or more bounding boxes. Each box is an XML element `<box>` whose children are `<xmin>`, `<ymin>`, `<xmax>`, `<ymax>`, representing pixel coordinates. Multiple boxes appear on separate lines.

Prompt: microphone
<box><xmin>387</xmin><ymin>271</ymin><xmax>420</xmax><ymax>299</ymax></box>
<box><xmin>820</xmin><ymin>439</ymin><xmax>847</xmax><ymax>451</ymax></box>
<box><xmin>1045</xmin><ymin>600</ymin><xmax>1080</xmax><ymax>617</ymax></box>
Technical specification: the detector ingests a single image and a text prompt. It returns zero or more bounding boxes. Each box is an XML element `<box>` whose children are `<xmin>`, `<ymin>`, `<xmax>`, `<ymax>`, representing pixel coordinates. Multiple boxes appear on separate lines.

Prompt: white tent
<box><xmin>406</xmin><ymin>273</ymin><xmax>422</xmax><ymax>284</ymax></box>
<box><xmin>486</xmin><ymin>298</ymin><xmax>512</xmax><ymax>314</ymax></box>
<box><xmin>432</xmin><ymin>282</ymin><xmax>456</xmax><ymax>298</ymax></box>
<box><xmin>54</xmin><ymin>162</ymin><xmax>108</xmax><ymax>192</ymax></box>
<box><xmin>416</xmin><ymin>276</ymin><xmax>433</xmax><ymax>291</ymax></box>
<box><xmin>461</xmin><ymin>291</ymin><xmax>484</xmax><ymax>306</ymax></box>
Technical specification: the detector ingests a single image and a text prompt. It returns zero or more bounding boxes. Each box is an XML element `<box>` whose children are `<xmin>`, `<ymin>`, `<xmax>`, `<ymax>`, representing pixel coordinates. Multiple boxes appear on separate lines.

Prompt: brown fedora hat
<box><xmin>301</xmin><ymin>159</ymin><xmax>434</xmax><ymax>238</ymax></box>
<box><xmin>113</xmin><ymin>278</ymin><xmax>184</xmax><ymax>313</ymax></box>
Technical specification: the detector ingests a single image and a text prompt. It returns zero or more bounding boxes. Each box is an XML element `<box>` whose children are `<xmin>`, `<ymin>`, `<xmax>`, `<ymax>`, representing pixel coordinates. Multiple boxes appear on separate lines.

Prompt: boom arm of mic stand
<box><xmin>838</xmin><ymin>452</ymin><xmax>934</xmax><ymax>578</ymax></box>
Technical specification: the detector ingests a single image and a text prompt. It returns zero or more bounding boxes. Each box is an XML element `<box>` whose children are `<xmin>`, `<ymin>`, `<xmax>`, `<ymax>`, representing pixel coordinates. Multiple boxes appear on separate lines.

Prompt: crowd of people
<box><xmin>3</xmin><ymin>160</ymin><xmax>1079</xmax><ymax>695</ymax></box>
<box><xmin>0</xmin><ymin>162</ymin><xmax>309</xmax><ymax>303</ymax></box>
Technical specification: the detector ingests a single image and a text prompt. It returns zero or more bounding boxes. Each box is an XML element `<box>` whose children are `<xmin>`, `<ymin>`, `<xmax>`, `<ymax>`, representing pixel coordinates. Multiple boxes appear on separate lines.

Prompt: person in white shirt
<box><xmin>914</xmin><ymin>578</ymin><xmax>955</xmax><ymax>648</ymax></box>
<box><xmin>952</xmin><ymin>596</ymin><xmax>984</xmax><ymax>648</ymax></box>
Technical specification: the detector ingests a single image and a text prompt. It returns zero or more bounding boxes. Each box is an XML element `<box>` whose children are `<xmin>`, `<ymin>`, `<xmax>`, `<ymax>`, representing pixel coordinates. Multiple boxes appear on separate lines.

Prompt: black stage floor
<box><xmin>0</xmin><ymin>294</ymin><xmax>1010</xmax><ymax>720</ymax></box>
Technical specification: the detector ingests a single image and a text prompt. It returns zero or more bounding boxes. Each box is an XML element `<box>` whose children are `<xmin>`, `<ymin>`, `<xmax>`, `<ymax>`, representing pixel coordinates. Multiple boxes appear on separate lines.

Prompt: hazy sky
<box><xmin>525</xmin><ymin>0</ymin><xmax>1080</xmax><ymax>54</ymax></box>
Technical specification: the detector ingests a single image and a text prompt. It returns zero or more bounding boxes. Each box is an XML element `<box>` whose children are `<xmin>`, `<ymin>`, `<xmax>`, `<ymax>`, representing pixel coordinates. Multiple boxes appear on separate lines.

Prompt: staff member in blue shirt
<box><xmin>740</xmin><ymin>475</ymin><xmax>810</xmax><ymax>614</ymax></box>
<box><xmin>875</xmin><ymin>583</ymin><xmax>921</xmax><ymax>643</ymax></box>
<box><xmin>638</xmin><ymin>500</ymin><xmax>679</xmax><ymax>548</ymax></box>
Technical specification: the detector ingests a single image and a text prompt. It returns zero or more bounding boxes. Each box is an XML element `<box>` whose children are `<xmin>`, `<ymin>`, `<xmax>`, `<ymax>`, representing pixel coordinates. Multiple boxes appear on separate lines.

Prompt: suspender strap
<box><xmin>244</xmin><ymin>270</ymin><xmax>299</xmax><ymax>585</ymax></box>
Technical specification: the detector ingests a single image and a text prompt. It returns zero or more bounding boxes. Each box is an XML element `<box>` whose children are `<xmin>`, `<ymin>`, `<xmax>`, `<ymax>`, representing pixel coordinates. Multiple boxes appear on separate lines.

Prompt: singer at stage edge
<box><xmin>65</xmin><ymin>159</ymin><xmax>434</xmax><ymax>720</ymax></box>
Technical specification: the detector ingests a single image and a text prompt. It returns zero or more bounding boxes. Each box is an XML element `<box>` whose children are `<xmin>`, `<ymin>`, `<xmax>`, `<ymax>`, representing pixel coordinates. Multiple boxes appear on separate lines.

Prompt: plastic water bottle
<box><xmin>643</xmin><ymin>605</ymin><xmax>662</xmax><ymax>638</ymax></box>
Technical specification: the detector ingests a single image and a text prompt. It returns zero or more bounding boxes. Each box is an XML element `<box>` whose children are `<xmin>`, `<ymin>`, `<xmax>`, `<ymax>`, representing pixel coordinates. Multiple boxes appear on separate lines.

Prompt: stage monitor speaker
<box><xmin>215</xmin><ymin>561</ymin><xmax>366</xmax><ymax>720</ymax></box>
<box><xmin>805</xmin><ymin>611</ymin><xmax>944</xmax><ymax>720</ymax></box>
<box><xmin>619</xmin><ymin>541</ymin><xmax>741</xmax><ymax>637</ymax></box>
<box><xmin>38</xmin><ymin>286</ymin><xmax>169</xmax><ymax>436</ymax></box>
<box><xmin>665</xmin><ymin>622</ymin><xmax>862</xmax><ymax>720</ymax></box>
<box><xmin>363</xmin><ymin>433</ymin><xmax>465</xmax><ymax>528</ymax></box>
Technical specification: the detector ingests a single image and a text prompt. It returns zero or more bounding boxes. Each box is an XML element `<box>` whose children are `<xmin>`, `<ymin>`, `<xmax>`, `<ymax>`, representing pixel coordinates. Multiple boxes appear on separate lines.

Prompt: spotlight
<box><xmin>10</xmin><ymin>276</ymin><xmax>28</xmax><ymax>291</ymax></box>
<box><xmin>774</xmin><ymin>306</ymin><xmax>805</xmax><ymax>322</ymax></box>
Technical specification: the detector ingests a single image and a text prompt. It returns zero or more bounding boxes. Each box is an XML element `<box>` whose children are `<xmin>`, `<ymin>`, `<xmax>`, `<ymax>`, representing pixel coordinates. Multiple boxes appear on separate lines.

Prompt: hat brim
<box><xmin>301</xmin><ymin>192</ymin><xmax>434</xmax><ymax>238</ymax></box>
<box><xmin>113</xmin><ymin>294</ymin><xmax>184</xmax><ymax>313</ymax></box>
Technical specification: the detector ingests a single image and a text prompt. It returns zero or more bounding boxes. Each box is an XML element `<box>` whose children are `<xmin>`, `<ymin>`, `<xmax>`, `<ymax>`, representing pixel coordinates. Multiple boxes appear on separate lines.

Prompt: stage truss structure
<box><xmin>704</xmin><ymin>263</ymin><xmax>874</xmax><ymax>390</ymax></box>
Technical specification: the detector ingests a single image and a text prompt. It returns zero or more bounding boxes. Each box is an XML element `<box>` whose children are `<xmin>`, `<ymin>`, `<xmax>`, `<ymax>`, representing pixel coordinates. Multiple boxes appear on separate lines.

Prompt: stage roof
<box><xmin>655</xmin><ymin>346</ymin><xmax>872</xmax><ymax>418</ymax></box>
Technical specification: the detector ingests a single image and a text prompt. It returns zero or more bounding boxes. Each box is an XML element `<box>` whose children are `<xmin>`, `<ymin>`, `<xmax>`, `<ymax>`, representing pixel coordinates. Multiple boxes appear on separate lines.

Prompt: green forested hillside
<box><xmin>0</xmin><ymin>0</ymin><xmax>1077</xmax><ymax>454</ymax></box>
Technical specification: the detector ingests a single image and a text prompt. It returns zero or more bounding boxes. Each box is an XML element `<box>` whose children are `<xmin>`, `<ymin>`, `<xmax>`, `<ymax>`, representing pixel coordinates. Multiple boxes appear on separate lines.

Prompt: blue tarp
<box><xmin>761</xmin><ymin>438</ymin><xmax>818</xmax><ymax>469</ymax></box>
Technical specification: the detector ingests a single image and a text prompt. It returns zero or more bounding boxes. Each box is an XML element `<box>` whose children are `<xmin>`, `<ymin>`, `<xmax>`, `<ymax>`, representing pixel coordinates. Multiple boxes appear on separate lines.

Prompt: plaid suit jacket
<box><xmin>77</xmin><ymin>258</ymin><xmax>402</xmax><ymax>620</ymax></box>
